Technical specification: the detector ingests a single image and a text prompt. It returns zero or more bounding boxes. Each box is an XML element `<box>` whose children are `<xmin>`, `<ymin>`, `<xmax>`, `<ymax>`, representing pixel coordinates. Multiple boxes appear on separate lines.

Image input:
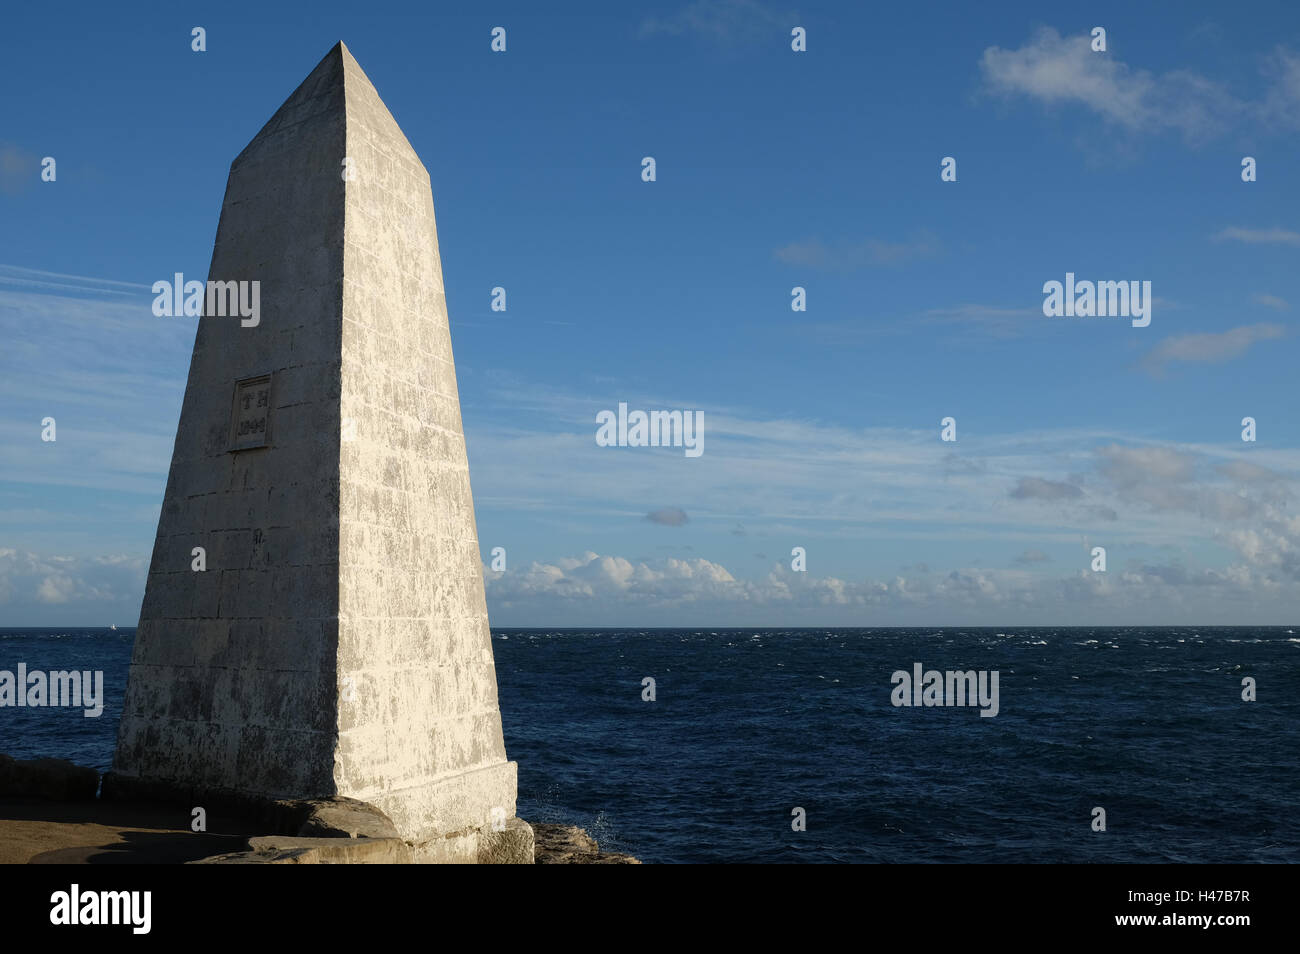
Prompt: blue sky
<box><xmin>2</xmin><ymin>0</ymin><xmax>1300</xmax><ymax>626</ymax></box>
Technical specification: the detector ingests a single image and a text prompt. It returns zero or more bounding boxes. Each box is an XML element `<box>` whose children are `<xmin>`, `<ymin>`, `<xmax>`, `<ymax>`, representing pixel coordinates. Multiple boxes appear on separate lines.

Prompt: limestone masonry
<box><xmin>111</xmin><ymin>42</ymin><xmax>526</xmax><ymax>862</ymax></box>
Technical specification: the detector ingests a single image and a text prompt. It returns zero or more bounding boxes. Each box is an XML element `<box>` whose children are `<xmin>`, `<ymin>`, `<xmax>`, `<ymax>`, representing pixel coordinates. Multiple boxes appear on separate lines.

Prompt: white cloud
<box><xmin>0</xmin><ymin>266</ymin><xmax>191</xmax><ymax>496</ymax></box>
<box><xmin>483</xmin><ymin>549</ymin><xmax>1299</xmax><ymax>625</ymax></box>
<box><xmin>0</xmin><ymin>549</ymin><xmax>145</xmax><ymax>613</ymax></box>
<box><xmin>1141</xmin><ymin>324</ymin><xmax>1285</xmax><ymax>373</ymax></box>
<box><xmin>646</xmin><ymin>507</ymin><xmax>689</xmax><ymax>527</ymax></box>
<box><xmin>1216</xmin><ymin>460</ymin><xmax>1286</xmax><ymax>484</ymax></box>
<box><xmin>979</xmin><ymin>27</ymin><xmax>1242</xmax><ymax>142</ymax></box>
<box><xmin>1260</xmin><ymin>45</ymin><xmax>1300</xmax><ymax>129</ymax></box>
<box><xmin>1252</xmin><ymin>293</ymin><xmax>1290</xmax><ymax>310</ymax></box>
<box><xmin>1096</xmin><ymin>445</ymin><xmax>1197</xmax><ymax>486</ymax></box>
<box><xmin>1214</xmin><ymin>226</ymin><xmax>1300</xmax><ymax>245</ymax></box>
<box><xmin>1010</xmin><ymin>477</ymin><xmax>1083</xmax><ymax>501</ymax></box>
<box><xmin>1014</xmin><ymin>549</ymin><xmax>1051</xmax><ymax>565</ymax></box>
<box><xmin>640</xmin><ymin>0</ymin><xmax>788</xmax><ymax>44</ymax></box>
<box><xmin>35</xmin><ymin>574</ymin><xmax>77</xmax><ymax>604</ymax></box>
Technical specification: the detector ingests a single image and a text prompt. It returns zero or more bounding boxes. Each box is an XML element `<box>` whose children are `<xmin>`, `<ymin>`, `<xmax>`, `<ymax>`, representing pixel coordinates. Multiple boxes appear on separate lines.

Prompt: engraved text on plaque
<box><xmin>229</xmin><ymin>374</ymin><xmax>273</xmax><ymax>451</ymax></box>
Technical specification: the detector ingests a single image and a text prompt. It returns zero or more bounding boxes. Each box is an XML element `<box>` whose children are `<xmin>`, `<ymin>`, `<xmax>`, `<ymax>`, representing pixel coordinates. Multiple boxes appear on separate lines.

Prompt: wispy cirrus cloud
<box><xmin>1252</xmin><ymin>293</ymin><xmax>1290</xmax><ymax>310</ymax></box>
<box><xmin>1216</xmin><ymin>460</ymin><xmax>1288</xmax><ymax>484</ymax></box>
<box><xmin>464</xmin><ymin>375</ymin><xmax>1300</xmax><ymax>576</ymax></box>
<box><xmin>0</xmin><ymin>264</ymin><xmax>151</xmax><ymax>297</ymax></box>
<box><xmin>1096</xmin><ymin>445</ymin><xmax>1197</xmax><ymax>487</ymax></box>
<box><xmin>479</xmin><ymin>428</ymin><xmax>1300</xmax><ymax>623</ymax></box>
<box><xmin>919</xmin><ymin>303</ymin><xmax>1041</xmax><ymax>338</ymax></box>
<box><xmin>1010</xmin><ymin>477</ymin><xmax>1083</xmax><ymax>501</ymax></box>
<box><xmin>0</xmin><ymin>266</ymin><xmax>190</xmax><ymax>498</ymax></box>
<box><xmin>979</xmin><ymin>28</ymin><xmax>1300</xmax><ymax>144</ymax></box>
<box><xmin>1214</xmin><ymin>226</ymin><xmax>1300</xmax><ymax>245</ymax></box>
<box><xmin>773</xmin><ymin>232</ymin><xmax>940</xmax><ymax>271</ymax></box>
<box><xmin>1260</xmin><ymin>45</ymin><xmax>1300</xmax><ymax>129</ymax></box>
<box><xmin>1141</xmin><ymin>323</ymin><xmax>1285</xmax><ymax>374</ymax></box>
<box><xmin>1014</xmin><ymin>549</ymin><xmax>1051</xmax><ymax>565</ymax></box>
<box><xmin>797</xmin><ymin>303</ymin><xmax>1045</xmax><ymax>345</ymax></box>
<box><xmin>978</xmin><ymin>27</ymin><xmax>1244</xmax><ymax>143</ymax></box>
<box><xmin>639</xmin><ymin>0</ymin><xmax>789</xmax><ymax>45</ymax></box>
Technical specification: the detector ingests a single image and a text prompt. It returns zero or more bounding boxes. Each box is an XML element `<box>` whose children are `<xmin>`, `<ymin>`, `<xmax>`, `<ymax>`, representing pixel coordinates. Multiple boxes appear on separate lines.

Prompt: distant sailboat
<box><xmin>109</xmin><ymin>624</ymin><xmax>118</xmax><ymax>631</ymax></box>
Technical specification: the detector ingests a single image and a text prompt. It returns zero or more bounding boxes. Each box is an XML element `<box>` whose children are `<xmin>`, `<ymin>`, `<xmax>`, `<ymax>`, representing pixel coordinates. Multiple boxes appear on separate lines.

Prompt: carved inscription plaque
<box><xmin>229</xmin><ymin>373</ymin><xmax>272</xmax><ymax>451</ymax></box>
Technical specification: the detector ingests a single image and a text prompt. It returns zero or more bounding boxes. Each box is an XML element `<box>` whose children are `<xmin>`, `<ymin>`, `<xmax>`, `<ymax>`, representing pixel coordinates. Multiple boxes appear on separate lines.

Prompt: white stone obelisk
<box><xmin>112</xmin><ymin>42</ymin><xmax>524</xmax><ymax>861</ymax></box>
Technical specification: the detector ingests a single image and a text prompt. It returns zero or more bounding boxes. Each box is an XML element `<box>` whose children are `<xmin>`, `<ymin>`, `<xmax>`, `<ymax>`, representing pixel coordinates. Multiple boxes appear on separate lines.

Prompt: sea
<box><xmin>1</xmin><ymin>626</ymin><xmax>1297</xmax><ymax>863</ymax></box>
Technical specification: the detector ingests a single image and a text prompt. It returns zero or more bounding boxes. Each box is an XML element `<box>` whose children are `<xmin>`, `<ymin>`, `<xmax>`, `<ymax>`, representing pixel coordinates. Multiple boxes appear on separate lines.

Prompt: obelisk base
<box><xmin>414</xmin><ymin>815</ymin><xmax>535</xmax><ymax>864</ymax></box>
<box><xmin>101</xmin><ymin>767</ymin><xmax>535</xmax><ymax>863</ymax></box>
<box><xmin>350</xmin><ymin>759</ymin><xmax>530</xmax><ymax>862</ymax></box>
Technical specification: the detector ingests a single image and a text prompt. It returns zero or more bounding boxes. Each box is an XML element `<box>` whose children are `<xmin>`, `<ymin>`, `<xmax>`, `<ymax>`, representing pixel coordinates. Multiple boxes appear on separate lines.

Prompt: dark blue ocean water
<box><xmin>2</xmin><ymin>626</ymin><xmax>1297</xmax><ymax>863</ymax></box>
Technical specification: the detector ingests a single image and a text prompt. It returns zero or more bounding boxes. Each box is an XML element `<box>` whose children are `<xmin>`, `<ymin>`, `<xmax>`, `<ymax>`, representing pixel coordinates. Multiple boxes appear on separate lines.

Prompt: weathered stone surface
<box><xmin>531</xmin><ymin>823</ymin><xmax>641</xmax><ymax>864</ymax></box>
<box><xmin>110</xmin><ymin>42</ymin><xmax>522</xmax><ymax>858</ymax></box>
<box><xmin>195</xmin><ymin>835</ymin><xmax>412</xmax><ymax>864</ymax></box>
<box><xmin>407</xmin><ymin>828</ymin><xmax>480</xmax><ymax>864</ymax></box>
<box><xmin>193</xmin><ymin>807</ymin><xmax>535</xmax><ymax>865</ymax></box>
<box><xmin>0</xmin><ymin>754</ymin><xmax>98</xmax><ymax>801</ymax></box>
<box><xmin>296</xmin><ymin>796</ymin><xmax>399</xmax><ymax>839</ymax></box>
<box><xmin>113</xmin><ymin>43</ymin><xmax>349</xmax><ymax>799</ymax></box>
<box><xmin>476</xmin><ymin>816</ymin><xmax>535</xmax><ymax>864</ymax></box>
<box><xmin>333</xmin><ymin>42</ymin><xmax>516</xmax><ymax>842</ymax></box>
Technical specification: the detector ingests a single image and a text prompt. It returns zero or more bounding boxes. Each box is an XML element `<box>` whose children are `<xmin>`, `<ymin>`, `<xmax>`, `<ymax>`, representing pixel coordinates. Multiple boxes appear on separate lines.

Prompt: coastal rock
<box><xmin>195</xmin><ymin>835</ymin><xmax>413</xmax><ymax>865</ymax></box>
<box><xmin>475</xmin><ymin>815</ymin><xmax>535</xmax><ymax>864</ymax></box>
<box><xmin>2</xmin><ymin>756</ymin><xmax>635</xmax><ymax>864</ymax></box>
<box><xmin>0</xmin><ymin>754</ymin><xmax>98</xmax><ymax>801</ymax></box>
<box><xmin>294</xmin><ymin>796</ymin><xmax>401</xmax><ymax>840</ymax></box>
<box><xmin>531</xmin><ymin>823</ymin><xmax>641</xmax><ymax>864</ymax></box>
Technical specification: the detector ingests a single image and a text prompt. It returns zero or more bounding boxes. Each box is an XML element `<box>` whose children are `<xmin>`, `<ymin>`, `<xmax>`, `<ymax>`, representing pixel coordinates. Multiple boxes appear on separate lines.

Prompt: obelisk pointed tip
<box><xmin>336</xmin><ymin>42</ymin><xmax>377</xmax><ymax>90</ymax></box>
<box><xmin>235</xmin><ymin>43</ymin><xmax>349</xmax><ymax>163</ymax></box>
<box><xmin>313</xmin><ymin>41</ymin><xmax>359</xmax><ymax>83</ymax></box>
<box><xmin>233</xmin><ymin>39</ymin><xmax>418</xmax><ymax>172</ymax></box>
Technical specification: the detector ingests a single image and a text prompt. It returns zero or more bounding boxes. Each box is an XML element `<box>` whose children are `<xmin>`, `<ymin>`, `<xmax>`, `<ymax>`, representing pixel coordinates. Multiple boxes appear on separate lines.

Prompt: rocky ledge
<box><xmin>0</xmin><ymin>754</ymin><xmax>641</xmax><ymax>864</ymax></box>
<box><xmin>531</xmin><ymin>823</ymin><xmax>641</xmax><ymax>864</ymax></box>
<box><xmin>0</xmin><ymin>754</ymin><xmax>98</xmax><ymax>801</ymax></box>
